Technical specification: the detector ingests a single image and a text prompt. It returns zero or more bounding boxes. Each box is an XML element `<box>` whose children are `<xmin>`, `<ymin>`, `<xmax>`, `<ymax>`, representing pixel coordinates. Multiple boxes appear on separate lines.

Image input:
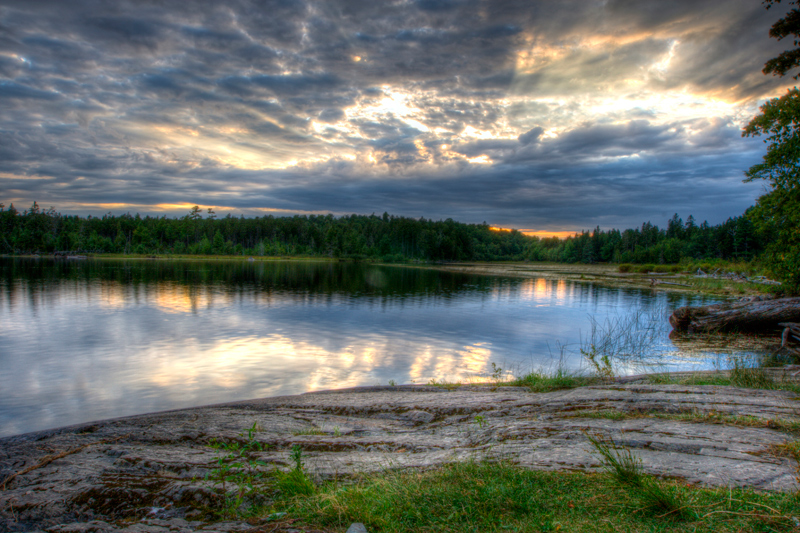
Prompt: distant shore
<box><xmin>4</xmin><ymin>254</ymin><xmax>777</xmax><ymax>297</ymax></box>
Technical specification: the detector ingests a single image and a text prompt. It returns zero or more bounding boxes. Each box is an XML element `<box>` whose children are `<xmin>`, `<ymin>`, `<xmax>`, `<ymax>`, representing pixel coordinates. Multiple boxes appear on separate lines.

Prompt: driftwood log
<box><xmin>669</xmin><ymin>297</ymin><xmax>800</xmax><ymax>334</ymax></box>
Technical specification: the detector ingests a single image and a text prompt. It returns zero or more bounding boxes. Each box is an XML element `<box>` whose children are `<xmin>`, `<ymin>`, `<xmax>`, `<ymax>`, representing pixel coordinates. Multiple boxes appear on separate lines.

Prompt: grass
<box><xmin>271</xmin><ymin>461</ymin><xmax>800</xmax><ymax>532</ymax></box>
<box><xmin>667</xmin><ymin>411</ymin><xmax>800</xmax><ymax>435</ymax></box>
<box><xmin>570</xmin><ymin>409</ymin><xmax>800</xmax><ymax>436</ymax></box>
<box><xmin>646</xmin><ymin>373</ymin><xmax>735</xmax><ymax>386</ymax></box>
<box><xmin>614</xmin><ymin>259</ymin><xmax>781</xmax><ymax>296</ymax></box>
<box><xmin>423</xmin><ymin>368</ymin><xmax>598</xmax><ymax>393</ymax></box>
<box><xmin>509</xmin><ymin>369</ymin><xmax>600</xmax><ymax>392</ymax></box>
<box><xmin>426</xmin><ymin>378</ymin><xmax>462</xmax><ymax>390</ymax></box>
<box><xmin>585</xmin><ymin>432</ymin><xmax>688</xmax><ymax>518</ymax></box>
<box><xmin>275</xmin><ymin>445</ymin><xmax>316</xmax><ymax>498</ymax></box>
<box><xmin>646</xmin><ymin>370</ymin><xmax>800</xmax><ymax>394</ymax></box>
<box><xmin>293</xmin><ymin>428</ymin><xmax>328</xmax><ymax>436</ymax></box>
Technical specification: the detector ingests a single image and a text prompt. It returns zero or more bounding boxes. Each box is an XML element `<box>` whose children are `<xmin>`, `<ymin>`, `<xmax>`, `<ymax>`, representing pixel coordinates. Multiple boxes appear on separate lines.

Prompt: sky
<box><xmin>0</xmin><ymin>0</ymin><xmax>796</xmax><ymax>236</ymax></box>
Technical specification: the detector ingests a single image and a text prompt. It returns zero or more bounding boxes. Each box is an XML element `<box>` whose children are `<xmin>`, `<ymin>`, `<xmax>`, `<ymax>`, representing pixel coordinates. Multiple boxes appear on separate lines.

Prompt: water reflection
<box><xmin>1</xmin><ymin>258</ymin><xmax>725</xmax><ymax>437</ymax></box>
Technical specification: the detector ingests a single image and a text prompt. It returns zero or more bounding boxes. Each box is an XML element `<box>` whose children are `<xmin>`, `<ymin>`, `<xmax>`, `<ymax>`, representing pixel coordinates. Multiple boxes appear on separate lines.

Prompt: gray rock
<box><xmin>3</xmin><ymin>382</ymin><xmax>800</xmax><ymax>532</ymax></box>
<box><xmin>346</xmin><ymin>523</ymin><xmax>368</xmax><ymax>533</ymax></box>
<box><xmin>47</xmin><ymin>521</ymin><xmax>116</xmax><ymax>533</ymax></box>
<box><xmin>403</xmin><ymin>410</ymin><xmax>435</xmax><ymax>424</ymax></box>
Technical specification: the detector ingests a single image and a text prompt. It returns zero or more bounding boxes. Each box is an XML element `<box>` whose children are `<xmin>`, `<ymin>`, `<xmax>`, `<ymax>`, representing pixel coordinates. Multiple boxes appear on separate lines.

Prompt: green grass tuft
<box><xmin>585</xmin><ymin>432</ymin><xmax>691</xmax><ymax>519</ymax></box>
<box><xmin>292</xmin><ymin>428</ymin><xmax>327</xmax><ymax>436</ymax></box>
<box><xmin>510</xmin><ymin>369</ymin><xmax>599</xmax><ymax>392</ymax></box>
<box><xmin>276</xmin><ymin>467</ymin><xmax>316</xmax><ymax>498</ymax></box>
<box><xmin>729</xmin><ymin>358</ymin><xmax>776</xmax><ymax>389</ymax></box>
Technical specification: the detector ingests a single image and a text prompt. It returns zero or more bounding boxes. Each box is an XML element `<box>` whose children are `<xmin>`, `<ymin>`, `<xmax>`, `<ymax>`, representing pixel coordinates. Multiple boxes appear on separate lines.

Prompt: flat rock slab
<box><xmin>1</xmin><ymin>383</ymin><xmax>799</xmax><ymax>532</ymax></box>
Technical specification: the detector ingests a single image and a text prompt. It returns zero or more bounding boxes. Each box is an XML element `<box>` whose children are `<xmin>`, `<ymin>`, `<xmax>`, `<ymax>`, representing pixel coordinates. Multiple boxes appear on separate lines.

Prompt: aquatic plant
<box><xmin>579</xmin><ymin>303</ymin><xmax>668</xmax><ymax>377</ymax></box>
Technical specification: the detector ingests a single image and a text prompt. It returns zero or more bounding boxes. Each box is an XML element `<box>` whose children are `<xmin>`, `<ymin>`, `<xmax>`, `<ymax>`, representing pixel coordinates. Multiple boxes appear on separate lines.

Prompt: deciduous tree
<box><xmin>742</xmin><ymin>0</ymin><xmax>800</xmax><ymax>293</ymax></box>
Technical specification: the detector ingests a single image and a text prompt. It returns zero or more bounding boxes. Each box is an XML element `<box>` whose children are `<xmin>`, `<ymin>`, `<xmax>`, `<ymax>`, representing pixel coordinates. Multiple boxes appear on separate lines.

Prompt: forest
<box><xmin>0</xmin><ymin>201</ymin><xmax>765</xmax><ymax>265</ymax></box>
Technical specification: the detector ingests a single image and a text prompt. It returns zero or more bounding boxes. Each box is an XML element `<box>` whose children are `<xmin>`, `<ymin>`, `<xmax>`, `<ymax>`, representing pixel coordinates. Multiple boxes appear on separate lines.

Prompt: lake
<box><xmin>0</xmin><ymin>257</ymin><xmax>738</xmax><ymax>437</ymax></box>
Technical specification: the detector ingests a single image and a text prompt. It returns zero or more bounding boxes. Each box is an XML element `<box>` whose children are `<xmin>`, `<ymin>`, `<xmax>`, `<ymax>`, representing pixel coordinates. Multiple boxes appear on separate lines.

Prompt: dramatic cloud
<box><xmin>0</xmin><ymin>0</ymin><xmax>793</xmax><ymax>231</ymax></box>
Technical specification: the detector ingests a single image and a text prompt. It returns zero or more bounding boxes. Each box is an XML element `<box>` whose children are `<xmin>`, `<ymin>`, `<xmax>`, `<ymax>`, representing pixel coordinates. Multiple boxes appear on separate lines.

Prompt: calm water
<box><xmin>1</xmin><ymin>258</ymin><xmax>730</xmax><ymax>437</ymax></box>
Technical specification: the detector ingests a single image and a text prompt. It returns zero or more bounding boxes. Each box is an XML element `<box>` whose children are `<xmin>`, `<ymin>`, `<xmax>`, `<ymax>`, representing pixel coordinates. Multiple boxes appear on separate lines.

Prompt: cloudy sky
<box><xmin>0</xmin><ymin>0</ymin><xmax>795</xmax><ymax>235</ymax></box>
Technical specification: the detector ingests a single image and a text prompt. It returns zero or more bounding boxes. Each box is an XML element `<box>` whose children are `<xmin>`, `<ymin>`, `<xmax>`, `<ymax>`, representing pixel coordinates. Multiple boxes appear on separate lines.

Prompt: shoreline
<box><xmin>4</xmin><ymin>254</ymin><xmax>776</xmax><ymax>297</ymax></box>
<box><xmin>2</xmin><ymin>376</ymin><xmax>799</xmax><ymax>531</ymax></box>
<box><xmin>4</xmin><ymin>366</ymin><xmax>796</xmax><ymax>443</ymax></box>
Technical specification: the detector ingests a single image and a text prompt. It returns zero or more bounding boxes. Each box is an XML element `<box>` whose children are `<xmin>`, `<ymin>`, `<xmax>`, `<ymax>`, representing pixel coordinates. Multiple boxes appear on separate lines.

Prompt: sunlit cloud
<box><xmin>0</xmin><ymin>0</ymin><xmax>794</xmax><ymax>231</ymax></box>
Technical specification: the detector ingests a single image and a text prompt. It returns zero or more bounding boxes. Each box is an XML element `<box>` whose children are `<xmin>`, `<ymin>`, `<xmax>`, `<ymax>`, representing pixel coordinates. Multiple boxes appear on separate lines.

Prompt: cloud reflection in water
<box><xmin>0</xmin><ymin>258</ymin><xmax>718</xmax><ymax>437</ymax></box>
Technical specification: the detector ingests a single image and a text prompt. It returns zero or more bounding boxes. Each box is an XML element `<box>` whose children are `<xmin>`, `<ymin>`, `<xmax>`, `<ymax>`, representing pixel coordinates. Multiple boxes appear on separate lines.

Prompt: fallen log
<box><xmin>669</xmin><ymin>297</ymin><xmax>800</xmax><ymax>334</ymax></box>
<box><xmin>779</xmin><ymin>322</ymin><xmax>800</xmax><ymax>357</ymax></box>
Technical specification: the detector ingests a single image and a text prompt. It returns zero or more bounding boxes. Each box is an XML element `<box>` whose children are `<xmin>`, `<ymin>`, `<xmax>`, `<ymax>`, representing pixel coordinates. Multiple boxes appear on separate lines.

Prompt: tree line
<box><xmin>0</xmin><ymin>201</ymin><xmax>766</xmax><ymax>265</ymax></box>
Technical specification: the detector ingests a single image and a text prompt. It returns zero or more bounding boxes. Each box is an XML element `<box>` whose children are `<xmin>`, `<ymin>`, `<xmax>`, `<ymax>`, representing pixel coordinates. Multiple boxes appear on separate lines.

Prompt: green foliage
<box><xmin>762</xmin><ymin>1</ymin><xmax>800</xmax><ymax>79</ymax></box>
<box><xmin>748</xmin><ymin>184</ymin><xmax>800</xmax><ymax>294</ymax></box>
<box><xmin>741</xmin><ymin>4</ymin><xmax>800</xmax><ymax>295</ymax></box>
<box><xmin>524</xmin><ymin>215</ymin><xmax>764</xmax><ymax>265</ymax></box>
<box><xmin>0</xmin><ymin>204</ymin><xmax>771</xmax><ymax>268</ymax></box>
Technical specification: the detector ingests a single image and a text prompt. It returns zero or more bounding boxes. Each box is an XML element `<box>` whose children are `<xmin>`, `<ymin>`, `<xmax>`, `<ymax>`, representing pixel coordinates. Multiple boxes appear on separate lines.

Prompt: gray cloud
<box><xmin>0</xmin><ymin>0</ymin><xmax>791</xmax><ymax>231</ymax></box>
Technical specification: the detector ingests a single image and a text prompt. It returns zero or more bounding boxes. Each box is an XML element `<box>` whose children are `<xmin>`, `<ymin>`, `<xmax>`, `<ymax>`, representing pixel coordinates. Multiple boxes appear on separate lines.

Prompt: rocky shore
<box><xmin>2</xmin><ymin>378</ymin><xmax>799</xmax><ymax>532</ymax></box>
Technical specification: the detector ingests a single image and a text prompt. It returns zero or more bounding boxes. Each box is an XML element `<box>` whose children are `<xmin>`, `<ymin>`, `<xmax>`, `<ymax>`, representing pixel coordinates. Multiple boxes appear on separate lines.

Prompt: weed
<box><xmin>581</xmin><ymin>344</ymin><xmax>614</xmax><ymax>378</ymax></box>
<box><xmin>388</xmin><ymin>379</ymin><xmax>397</xmax><ymax>386</ymax></box>
<box><xmin>333</xmin><ymin>427</ymin><xmax>342</xmax><ymax>437</ymax></box>
<box><xmin>290</xmin><ymin>444</ymin><xmax>303</xmax><ymax>470</ymax></box>
<box><xmin>205</xmin><ymin>422</ymin><xmax>271</xmax><ymax>517</ymax></box>
<box><xmin>474</xmin><ymin>414</ymin><xmax>486</xmax><ymax>428</ymax></box>
<box><xmin>490</xmin><ymin>362</ymin><xmax>504</xmax><ymax>383</ymax></box>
